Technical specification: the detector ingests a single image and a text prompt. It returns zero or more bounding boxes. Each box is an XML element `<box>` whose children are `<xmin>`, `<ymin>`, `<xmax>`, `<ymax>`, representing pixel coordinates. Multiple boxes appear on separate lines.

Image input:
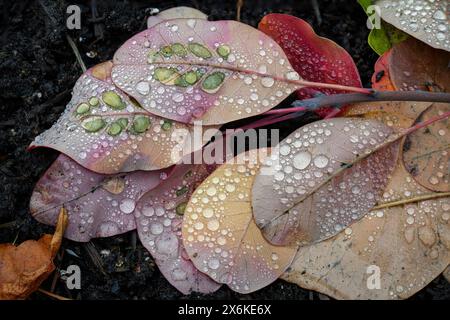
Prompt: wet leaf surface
<box><xmin>134</xmin><ymin>164</ymin><xmax>221</xmax><ymax>294</ymax></box>
<box><xmin>30</xmin><ymin>155</ymin><xmax>170</xmax><ymax>242</ymax></box>
<box><xmin>112</xmin><ymin>19</ymin><xmax>299</xmax><ymax>125</ymax></box>
<box><xmin>375</xmin><ymin>0</ymin><xmax>449</xmax><ymax>52</ymax></box>
<box><xmin>29</xmin><ymin>62</ymin><xmax>218</xmax><ymax>174</ymax></box>
<box><xmin>258</xmin><ymin>13</ymin><xmax>361</xmax><ymax>116</ymax></box>
<box><xmin>147</xmin><ymin>7</ymin><xmax>208</xmax><ymax>29</ymax></box>
<box><xmin>252</xmin><ymin>118</ymin><xmax>398</xmax><ymax>246</ymax></box>
<box><xmin>182</xmin><ymin>150</ymin><xmax>297</xmax><ymax>293</ymax></box>
<box><xmin>0</xmin><ymin>209</ymin><xmax>67</xmax><ymax>300</ymax></box>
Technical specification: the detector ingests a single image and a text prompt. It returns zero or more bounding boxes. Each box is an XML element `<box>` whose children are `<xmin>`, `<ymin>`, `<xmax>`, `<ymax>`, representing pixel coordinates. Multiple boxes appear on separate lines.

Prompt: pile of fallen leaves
<box><xmin>1</xmin><ymin>3</ymin><xmax>449</xmax><ymax>300</ymax></box>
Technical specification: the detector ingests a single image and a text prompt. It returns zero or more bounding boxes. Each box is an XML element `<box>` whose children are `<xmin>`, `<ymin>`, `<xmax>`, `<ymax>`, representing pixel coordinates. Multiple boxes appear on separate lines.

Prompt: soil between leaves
<box><xmin>0</xmin><ymin>0</ymin><xmax>448</xmax><ymax>299</ymax></box>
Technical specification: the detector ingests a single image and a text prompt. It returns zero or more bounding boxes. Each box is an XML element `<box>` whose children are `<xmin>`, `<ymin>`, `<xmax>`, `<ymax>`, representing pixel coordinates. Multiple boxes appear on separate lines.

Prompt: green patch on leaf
<box><xmin>216</xmin><ymin>45</ymin><xmax>231</xmax><ymax>58</ymax></box>
<box><xmin>131</xmin><ymin>116</ymin><xmax>150</xmax><ymax>134</ymax></box>
<box><xmin>176</xmin><ymin>201</ymin><xmax>188</xmax><ymax>215</ymax></box>
<box><xmin>76</xmin><ymin>103</ymin><xmax>90</xmax><ymax>115</ymax></box>
<box><xmin>201</xmin><ymin>71</ymin><xmax>225</xmax><ymax>93</ymax></box>
<box><xmin>188</xmin><ymin>43</ymin><xmax>212</xmax><ymax>59</ymax></box>
<box><xmin>160</xmin><ymin>45</ymin><xmax>173</xmax><ymax>57</ymax></box>
<box><xmin>171</xmin><ymin>43</ymin><xmax>187</xmax><ymax>57</ymax></box>
<box><xmin>162</xmin><ymin>120</ymin><xmax>173</xmax><ymax>131</ymax></box>
<box><xmin>154</xmin><ymin>67</ymin><xmax>180</xmax><ymax>85</ymax></box>
<box><xmin>88</xmin><ymin>97</ymin><xmax>99</xmax><ymax>107</ymax></box>
<box><xmin>176</xmin><ymin>185</ymin><xmax>189</xmax><ymax>196</ymax></box>
<box><xmin>81</xmin><ymin>117</ymin><xmax>106</xmax><ymax>133</ymax></box>
<box><xmin>102</xmin><ymin>91</ymin><xmax>126</xmax><ymax>110</ymax></box>
<box><xmin>107</xmin><ymin>121</ymin><xmax>123</xmax><ymax>136</ymax></box>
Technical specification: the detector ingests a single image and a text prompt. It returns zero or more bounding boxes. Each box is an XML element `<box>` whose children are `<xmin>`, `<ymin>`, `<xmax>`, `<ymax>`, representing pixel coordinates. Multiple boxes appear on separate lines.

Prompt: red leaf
<box><xmin>258</xmin><ymin>13</ymin><xmax>362</xmax><ymax>117</ymax></box>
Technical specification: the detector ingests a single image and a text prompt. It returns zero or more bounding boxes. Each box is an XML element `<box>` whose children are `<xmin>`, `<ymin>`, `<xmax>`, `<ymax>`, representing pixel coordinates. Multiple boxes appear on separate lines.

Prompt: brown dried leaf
<box><xmin>0</xmin><ymin>208</ymin><xmax>68</xmax><ymax>300</ymax></box>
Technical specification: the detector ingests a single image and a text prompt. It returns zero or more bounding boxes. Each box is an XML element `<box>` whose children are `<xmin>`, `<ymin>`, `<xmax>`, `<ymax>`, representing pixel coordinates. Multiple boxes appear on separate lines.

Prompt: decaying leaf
<box><xmin>258</xmin><ymin>13</ymin><xmax>361</xmax><ymax>116</ymax></box>
<box><xmin>358</xmin><ymin>0</ymin><xmax>408</xmax><ymax>55</ymax></box>
<box><xmin>182</xmin><ymin>149</ymin><xmax>297</xmax><ymax>293</ymax></box>
<box><xmin>147</xmin><ymin>7</ymin><xmax>208</xmax><ymax>29</ymax></box>
<box><xmin>0</xmin><ymin>209</ymin><xmax>67</xmax><ymax>300</ymax></box>
<box><xmin>281</xmin><ymin>159</ymin><xmax>450</xmax><ymax>299</ymax></box>
<box><xmin>444</xmin><ymin>266</ymin><xmax>450</xmax><ymax>283</ymax></box>
<box><xmin>403</xmin><ymin>103</ymin><xmax>450</xmax><ymax>192</ymax></box>
<box><xmin>112</xmin><ymin>18</ymin><xmax>299</xmax><ymax>125</ymax></box>
<box><xmin>134</xmin><ymin>164</ymin><xmax>221</xmax><ymax>294</ymax></box>
<box><xmin>375</xmin><ymin>0</ymin><xmax>449</xmax><ymax>52</ymax></box>
<box><xmin>371</xmin><ymin>49</ymin><xmax>395</xmax><ymax>91</ymax></box>
<box><xmin>252</xmin><ymin>118</ymin><xmax>398</xmax><ymax>246</ymax></box>
<box><xmin>30</xmin><ymin>155</ymin><xmax>170</xmax><ymax>242</ymax></box>
<box><xmin>29</xmin><ymin>61</ymin><xmax>219</xmax><ymax>174</ymax></box>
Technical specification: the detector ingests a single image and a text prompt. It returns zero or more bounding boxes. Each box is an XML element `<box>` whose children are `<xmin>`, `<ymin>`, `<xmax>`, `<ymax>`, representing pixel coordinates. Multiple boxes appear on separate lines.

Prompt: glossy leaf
<box><xmin>29</xmin><ymin>61</ymin><xmax>218</xmax><ymax>174</ymax></box>
<box><xmin>112</xmin><ymin>19</ymin><xmax>299</xmax><ymax>125</ymax></box>
<box><xmin>0</xmin><ymin>209</ymin><xmax>67</xmax><ymax>300</ymax></box>
<box><xmin>403</xmin><ymin>103</ymin><xmax>450</xmax><ymax>192</ymax></box>
<box><xmin>147</xmin><ymin>7</ymin><xmax>208</xmax><ymax>29</ymax></box>
<box><xmin>30</xmin><ymin>155</ymin><xmax>170</xmax><ymax>242</ymax></box>
<box><xmin>252</xmin><ymin>118</ymin><xmax>399</xmax><ymax>246</ymax></box>
<box><xmin>358</xmin><ymin>0</ymin><xmax>408</xmax><ymax>55</ymax></box>
<box><xmin>375</xmin><ymin>0</ymin><xmax>449</xmax><ymax>52</ymax></box>
<box><xmin>182</xmin><ymin>149</ymin><xmax>297</xmax><ymax>293</ymax></box>
<box><xmin>134</xmin><ymin>164</ymin><xmax>221</xmax><ymax>294</ymax></box>
<box><xmin>258</xmin><ymin>13</ymin><xmax>361</xmax><ymax>117</ymax></box>
<box><xmin>282</xmin><ymin>160</ymin><xmax>450</xmax><ymax>299</ymax></box>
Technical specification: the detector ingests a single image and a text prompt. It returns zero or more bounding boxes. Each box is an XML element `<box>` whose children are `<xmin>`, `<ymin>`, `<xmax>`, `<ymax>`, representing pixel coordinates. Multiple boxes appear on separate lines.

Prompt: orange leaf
<box><xmin>0</xmin><ymin>208</ymin><xmax>67</xmax><ymax>300</ymax></box>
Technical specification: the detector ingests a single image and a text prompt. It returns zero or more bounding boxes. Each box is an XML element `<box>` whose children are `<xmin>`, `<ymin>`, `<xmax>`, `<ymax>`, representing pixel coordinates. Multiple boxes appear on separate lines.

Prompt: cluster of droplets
<box><xmin>183</xmin><ymin>156</ymin><xmax>292</xmax><ymax>293</ymax></box>
<box><xmin>254</xmin><ymin>119</ymin><xmax>397</xmax><ymax>245</ymax></box>
<box><xmin>32</xmin><ymin>73</ymin><xmax>190</xmax><ymax>173</ymax></box>
<box><xmin>111</xmin><ymin>18</ymin><xmax>299</xmax><ymax>124</ymax></box>
<box><xmin>380</xmin><ymin>0</ymin><xmax>449</xmax><ymax>50</ymax></box>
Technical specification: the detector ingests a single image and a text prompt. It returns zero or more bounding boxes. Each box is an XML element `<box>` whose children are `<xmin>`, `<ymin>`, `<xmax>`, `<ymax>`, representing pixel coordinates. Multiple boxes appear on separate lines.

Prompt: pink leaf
<box><xmin>112</xmin><ymin>19</ymin><xmax>299</xmax><ymax>125</ymax></box>
<box><xmin>258</xmin><ymin>13</ymin><xmax>362</xmax><ymax>117</ymax></box>
<box><xmin>134</xmin><ymin>164</ymin><xmax>221</xmax><ymax>294</ymax></box>
<box><xmin>29</xmin><ymin>61</ymin><xmax>218</xmax><ymax>174</ymax></box>
<box><xmin>30</xmin><ymin>154</ymin><xmax>171</xmax><ymax>242</ymax></box>
<box><xmin>252</xmin><ymin>118</ymin><xmax>399</xmax><ymax>246</ymax></box>
<box><xmin>147</xmin><ymin>7</ymin><xmax>208</xmax><ymax>29</ymax></box>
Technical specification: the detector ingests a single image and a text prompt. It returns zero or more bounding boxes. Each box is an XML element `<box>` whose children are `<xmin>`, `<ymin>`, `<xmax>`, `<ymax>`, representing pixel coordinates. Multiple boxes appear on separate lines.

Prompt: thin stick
<box><xmin>265</xmin><ymin>91</ymin><xmax>450</xmax><ymax>115</ymax></box>
<box><xmin>38</xmin><ymin>288</ymin><xmax>72</xmax><ymax>300</ymax></box>
<box><xmin>373</xmin><ymin>192</ymin><xmax>450</xmax><ymax>210</ymax></box>
<box><xmin>236</xmin><ymin>0</ymin><xmax>243</xmax><ymax>22</ymax></box>
<box><xmin>66</xmin><ymin>34</ymin><xmax>87</xmax><ymax>73</ymax></box>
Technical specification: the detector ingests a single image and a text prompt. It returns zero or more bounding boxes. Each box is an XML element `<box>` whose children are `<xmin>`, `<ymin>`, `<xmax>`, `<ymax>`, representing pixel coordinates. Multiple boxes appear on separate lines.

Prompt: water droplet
<box><xmin>136</xmin><ymin>81</ymin><xmax>150</xmax><ymax>95</ymax></box>
<box><xmin>313</xmin><ymin>155</ymin><xmax>329</xmax><ymax>168</ymax></box>
<box><xmin>119</xmin><ymin>198</ymin><xmax>135</xmax><ymax>214</ymax></box>
<box><xmin>150</xmin><ymin>222</ymin><xmax>164</xmax><ymax>235</ymax></box>
<box><xmin>208</xmin><ymin>258</ymin><xmax>220</xmax><ymax>270</ymax></box>
<box><xmin>293</xmin><ymin>151</ymin><xmax>312</xmax><ymax>170</ymax></box>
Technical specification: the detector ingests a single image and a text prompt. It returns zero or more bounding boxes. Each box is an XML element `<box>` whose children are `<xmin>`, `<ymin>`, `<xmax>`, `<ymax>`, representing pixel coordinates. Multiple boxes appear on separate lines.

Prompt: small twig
<box><xmin>236</xmin><ymin>0</ymin><xmax>244</xmax><ymax>22</ymax></box>
<box><xmin>265</xmin><ymin>91</ymin><xmax>450</xmax><ymax>115</ymax></box>
<box><xmin>38</xmin><ymin>288</ymin><xmax>72</xmax><ymax>300</ymax></box>
<box><xmin>311</xmin><ymin>0</ymin><xmax>322</xmax><ymax>25</ymax></box>
<box><xmin>66</xmin><ymin>34</ymin><xmax>87</xmax><ymax>73</ymax></box>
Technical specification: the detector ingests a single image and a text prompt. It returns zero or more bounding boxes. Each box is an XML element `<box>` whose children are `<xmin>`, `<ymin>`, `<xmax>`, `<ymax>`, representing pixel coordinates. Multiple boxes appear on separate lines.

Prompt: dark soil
<box><xmin>0</xmin><ymin>0</ymin><xmax>448</xmax><ymax>300</ymax></box>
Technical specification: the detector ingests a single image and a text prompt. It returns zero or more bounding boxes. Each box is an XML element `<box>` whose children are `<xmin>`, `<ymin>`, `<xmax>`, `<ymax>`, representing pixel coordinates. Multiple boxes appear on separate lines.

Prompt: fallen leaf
<box><xmin>112</xmin><ymin>19</ymin><xmax>299</xmax><ymax>125</ymax></box>
<box><xmin>182</xmin><ymin>149</ymin><xmax>297</xmax><ymax>293</ymax></box>
<box><xmin>29</xmin><ymin>61</ymin><xmax>219</xmax><ymax>174</ymax></box>
<box><xmin>403</xmin><ymin>103</ymin><xmax>450</xmax><ymax>192</ymax></box>
<box><xmin>375</xmin><ymin>0</ymin><xmax>449</xmax><ymax>52</ymax></box>
<box><xmin>252</xmin><ymin>118</ymin><xmax>398</xmax><ymax>246</ymax></box>
<box><xmin>30</xmin><ymin>154</ymin><xmax>170</xmax><ymax>242</ymax></box>
<box><xmin>281</xmin><ymin>159</ymin><xmax>450</xmax><ymax>299</ymax></box>
<box><xmin>258</xmin><ymin>13</ymin><xmax>361</xmax><ymax>117</ymax></box>
<box><xmin>371</xmin><ymin>49</ymin><xmax>395</xmax><ymax>91</ymax></box>
<box><xmin>0</xmin><ymin>208</ymin><xmax>67</xmax><ymax>300</ymax></box>
<box><xmin>147</xmin><ymin>7</ymin><xmax>208</xmax><ymax>29</ymax></box>
<box><xmin>134</xmin><ymin>164</ymin><xmax>221</xmax><ymax>294</ymax></box>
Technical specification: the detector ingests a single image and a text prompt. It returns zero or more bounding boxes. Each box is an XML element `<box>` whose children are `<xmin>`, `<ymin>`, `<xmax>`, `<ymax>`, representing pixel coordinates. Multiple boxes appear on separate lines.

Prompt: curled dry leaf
<box><xmin>252</xmin><ymin>118</ymin><xmax>398</xmax><ymax>246</ymax></box>
<box><xmin>112</xmin><ymin>19</ymin><xmax>299</xmax><ymax>125</ymax></box>
<box><xmin>258</xmin><ymin>13</ymin><xmax>361</xmax><ymax>116</ymax></box>
<box><xmin>403</xmin><ymin>103</ymin><xmax>450</xmax><ymax>192</ymax></box>
<box><xmin>0</xmin><ymin>208</ymin><xmax>68</xmax><ymax>300</ymax></box>
<box><xmin>29</xmin><ymin>61</ymin><xmax>218</xmax><ymax>174</ymax></box>
<box><xmin>30</xmin><ymin>154</ymin><xmax>170</xmax><ymax>242</ymax></box>
<box><xmin>134</xmin><ymin>164</ymin><xmax>221</xmax><ymax>294</ymax></box>
<box><xmin>147</xmin><ymin>7</ymin><xmax>208</xmax><ymax>29</ymax></box>
<box><xmin>375</xmin><ymin>0</ymin><xmax>449</xmax><ymax>52</ymax></box>
<box><xmin>281</xmin><ymin>160</ymin><xmax>450</xmax><ymax>299</ymax></box>
<box><xmin>182</xmin><ymin>149</ymin><xmax>297</xmax><ymax>293</ymax></box>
